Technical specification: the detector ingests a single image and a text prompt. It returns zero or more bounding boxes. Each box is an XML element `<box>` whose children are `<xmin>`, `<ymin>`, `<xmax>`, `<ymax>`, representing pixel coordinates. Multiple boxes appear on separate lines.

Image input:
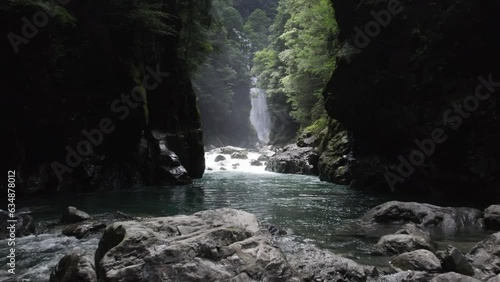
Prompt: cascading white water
<box><xmin>250</xmin><ymin>77</ymin><xmax>271</xmax><ymax>143</ymax></box>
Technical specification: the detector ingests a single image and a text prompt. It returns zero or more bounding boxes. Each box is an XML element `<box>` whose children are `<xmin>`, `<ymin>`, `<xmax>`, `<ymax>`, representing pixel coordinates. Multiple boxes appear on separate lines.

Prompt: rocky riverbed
<box><xmin>2</xmin><ymin>201</ymin><xmax>499</xmax><ymax>282</ymax></box>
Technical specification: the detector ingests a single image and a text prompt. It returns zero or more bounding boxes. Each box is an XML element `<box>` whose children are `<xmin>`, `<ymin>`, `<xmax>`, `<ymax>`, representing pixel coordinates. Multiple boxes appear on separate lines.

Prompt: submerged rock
<box><xmin>50</xmin><ymin>252</ymin><xmax>97</xmax><ymax>282</ymax></box>
<box><xmin>361</xmin><ymin>201</ymin><xmax>483</xmax><ymax>233</ymax></box>
<box><xmin>484</xmin><ymin>205</ymin><xmax>500</xmax><ymax>230</ymax></box>
<box><xmin>61</xmin><ymin>207</ymin><xmax>91</xmax><ymax>224</ymax></box>
<box><xmin>391</xmin><ymin>250</ymin><xmax>442</xmax><ymax>272</ymax></box>
<box><xmin>265</xmin><ymin>144</ymin><xmax>318</xmax><ymax>175</ymax></box>
<box><xmin>467</xmin><ymin>231</ymin><xmax>500</xmax><ymax>280</ymax></box>
<box><xmin>436</xmin><ymin>245</ymin><xmax>474</xmax><ymax>276</ymax></box>
<box><xmin>95</xmin><ymin>208</ymin><xmax>302</xmax><ymax>282</ymax></box>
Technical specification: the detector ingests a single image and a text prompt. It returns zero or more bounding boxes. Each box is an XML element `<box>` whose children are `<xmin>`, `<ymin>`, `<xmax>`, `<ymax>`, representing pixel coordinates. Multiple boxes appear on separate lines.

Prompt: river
<box><xmin>0</xmin><ymin>151</ymin><xmax>491</xmax><ymax>281</ymax></box>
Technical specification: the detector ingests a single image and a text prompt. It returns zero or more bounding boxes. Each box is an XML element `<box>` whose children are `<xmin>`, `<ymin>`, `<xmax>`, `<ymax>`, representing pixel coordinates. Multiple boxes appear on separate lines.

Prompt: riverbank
<box><xmin>2</xmin><ymin>201</ymin><xmax>499</xmax><ymax>282</ymax></box>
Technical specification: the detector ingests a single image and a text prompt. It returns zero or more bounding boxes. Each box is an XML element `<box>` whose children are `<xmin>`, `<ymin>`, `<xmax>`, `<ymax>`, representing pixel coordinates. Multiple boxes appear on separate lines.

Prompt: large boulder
<box><xmin>484</xmin><ymin>205</ymin><xmax>500</xmax><ymax>230</ymax></box>
<box><xmin>391</xmin><ymin>250</ymin><xmax>442</xmax><ymax>272</ymax></box>
<box><xmin>467</xmin><ymin>231</ymin><xmax>500</xmax><ymax>280</ymax></box>
<box><xmin>95</xmin><ymin>208</ymin><xmax>302</xmax><ymax>282</ymax></box>
<box><xmin>284</xmin><ymin>244</ymin><xmax>378</xmax><ymax>281</ymax></box>
<box><xmin>374</xmin><ymin>223</ymin><xmax>433</xmax><ymax>256</ymax></box>
<box><xmin>375</xmin><ymin>234</ymin><xmax>434</xmax><ymax>256</ymax></box>
<box><xmin>430</xmin><ymin>272</ymin><xmax>480</xmax><ymax>282</ymax></box>
<box><xmin>50</xmin><ymin>252</ymin><xmax>97</xmax><ymax>282</ymax></box>
<box><xmin>361</xmin><ymin>201</ymin><xmax>483</xmax><ymax>233</ymax></box>
<box><xmin>61</xmin><ymin>207</ymin><xmax>91</xmax><ymax>224</ymax></box>
<box><xmin>265</xmin><ymin>144</ymin><xmax>319</xmax><ymax>175</ymax></box>
<box><xmin>436</xmin><ymin>245</ymin><xmax>474</xmax><ymax>276</ymax></box>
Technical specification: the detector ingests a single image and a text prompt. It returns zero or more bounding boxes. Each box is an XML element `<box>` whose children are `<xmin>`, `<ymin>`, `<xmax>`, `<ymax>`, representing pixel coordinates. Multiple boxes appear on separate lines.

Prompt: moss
<box><xmin>303</xmin><ymin>116</ymin><xmax>329</xmax><ymax>137</ymax></box>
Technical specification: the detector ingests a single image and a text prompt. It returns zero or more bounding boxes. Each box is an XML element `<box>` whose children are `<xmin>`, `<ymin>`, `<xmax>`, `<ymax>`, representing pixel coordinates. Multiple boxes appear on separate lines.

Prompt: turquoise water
<box><xmin>0</xmin><ymin>170</ymin><xmax>491</xmax><ymax>281</ymax></box>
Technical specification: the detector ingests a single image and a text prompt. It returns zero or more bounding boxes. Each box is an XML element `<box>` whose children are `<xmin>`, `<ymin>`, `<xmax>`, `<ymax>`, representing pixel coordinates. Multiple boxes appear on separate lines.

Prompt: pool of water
<box><xmin>0</xmin><ymin>169</ymin><xmax>492</xmax><ymax>281</ymax></box>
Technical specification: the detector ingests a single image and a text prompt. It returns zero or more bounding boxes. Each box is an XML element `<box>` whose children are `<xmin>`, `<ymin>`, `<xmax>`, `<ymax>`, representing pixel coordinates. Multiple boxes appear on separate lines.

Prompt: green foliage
<box><xmin>2</xmin><ymin>0</ymin><xmax>76</xmax><ymax>27</ymax></box>
<box><xmin>127</xmin><ymin>2</ymin><xmax>176</xmax><ymax>37</ymax></box>
<box><xmin>252</xmin><ymin>0</ymin><xmax>338</xmax><ymax>139</ymax></box>
<box><xmin>244</xmin><ymin>9</ymin><xmax>272</xmax><ymax>53</ymax></box>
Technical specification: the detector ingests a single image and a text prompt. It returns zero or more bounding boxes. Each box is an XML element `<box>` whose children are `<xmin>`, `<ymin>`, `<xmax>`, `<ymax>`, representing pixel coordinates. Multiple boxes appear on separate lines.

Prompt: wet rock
<box><xmin>140</xmin><ymin>134</ymin><xmax>193</xmax><ymax>185</ymax></box>
<box><xmin>391</xmin><ymin>250</ymin><xmax>442</xmax><ymax>272</ymax></box>
<box><xmin>285</xmin><ymin>244</ymin><xmax>378</xmax><ymax>282</ymax></box>
<box><xmin>265</xmin><ymin>144</ymin><xmax>318</xmax><ymax>175</ymax></box>
<box><xmin>206</xmin><ymin>167</ymin><xmax>213</xmax><ymax>171</ymax></box>
<box><xmin>378</xmin><ymin>271</ymin><xmax>436</xmax><ymax>282</ymax></box>
<box><xmin>217</xmin><ymin>146</ymin><xmax>247</xmax><ymax>155</ymax></box>
<box><xmin>375</xmin><ymin>233</ymin><xmax>434</xmax><ymax>255</ymax></box>
<box><xmin>297</xmin><ymin>135</ymin><xmax>320</xmax><ymax>148</ymax></box>
<box><xmin>318</xmin><ymin>128</ymin><xmax>352</xmax><ymax>185</ymax></box>
<box><xmin>257</xmin><ymin>154</ymin><xmax>269</xmax><ymax>162</ymax></box>
<box><xmin>50</xmin><ymin>251</ymin><xmax>97</xmax><ymax>282</ymax></box>
<box><xmin>220</xmin><ymin>167</ymin><xmax>227</xmax><ymax>171</ymax></box>
<box><xmin>95</xmin><ymin>208</ymin><xmax>302</xmax><ymax>282</ymax></box>
<box><xmin>231</xmin><ymin>151</ymin><xmax>249</xmax><ymax>159</ymax></box>
<box><xmin>436</xmin><ymin>245</ymin><xmax>474</xmax><ymax>276</ymax></box>
<box><xmin>61</xmin><ymin>207</ymin><xmax>91</xmax><ymax>224</ymax></box>
<box><xmin>214</xmin><ymin>155</ymin><xmax>226</xmax><ymax>162</ymax></box>
<box><xmin>395</xmin><ymin>223</ymin><xmax>432</xmax><ymax>241</ymax></box>
<box><xmin>250</xmin><ymin>159</ymin><xmax>263</xmax><ymax>166</ymax></box>
<box><xmin>430</xmin><ymin>272</ymin><xmax>480</xmax><ymax>282</ymax></box>
<box><xmin>487</xmin><ymin>274</ymin><xmax>500</xmax><ymax>282</ymax></box>
<box><xmin>232</xmin><ymin>163</ymin><xmax>240</xmax><ymax>169</ymax></box>
<box><xmin>62</xmin><ymin>223</ymin><xmax>106</xmax><ymax>239</ymax></box>
<box><xmin>0</xmin><ymin>209</ymin><xmax>36</xmax><ymax>239</ymax></box>
<box><xmin>362</xmin><ymin>201</ymin><xmax>483</xmax><ymax>233</ymax></box>
<box><xmin>265</xmin><ymin>223</ymin><xmax>287</xmax><ymax>236</ymax></box>
<box><xmin>467</xmin><ymin>231</ymin><xmax>500</xmax><ymax>280</ymax></box>
<box><xmin>484</xmin><ymin>205</ymin><xmax>500</xmax><ymax>230</ymax></box>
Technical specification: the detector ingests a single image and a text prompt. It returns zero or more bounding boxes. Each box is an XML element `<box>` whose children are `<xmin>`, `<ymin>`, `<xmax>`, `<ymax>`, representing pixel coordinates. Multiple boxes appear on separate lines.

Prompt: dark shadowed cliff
<box><xmin>323</xmin><ymin>0</ymin><xmax>500</xmax><ymax>200</ymax></box>
<box><xmin>1</xmin><ymin>0</ymin><xmax>205</xmax><ymax>194</ymax></box>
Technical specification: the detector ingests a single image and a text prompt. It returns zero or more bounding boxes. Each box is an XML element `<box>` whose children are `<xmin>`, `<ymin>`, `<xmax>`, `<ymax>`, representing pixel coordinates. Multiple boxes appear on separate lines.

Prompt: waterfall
<box><xmin>250</xmin><ymin>77</ymin><xmax>271</xmax><ymax>143</ymax></box>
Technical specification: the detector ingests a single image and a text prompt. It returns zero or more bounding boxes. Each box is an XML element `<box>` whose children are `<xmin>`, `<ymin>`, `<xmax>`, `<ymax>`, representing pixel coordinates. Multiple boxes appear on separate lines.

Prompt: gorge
<box><xmin>1</xmin><ymin>0</ymin><xmax>500</xmax><ymax>281</ymax></box>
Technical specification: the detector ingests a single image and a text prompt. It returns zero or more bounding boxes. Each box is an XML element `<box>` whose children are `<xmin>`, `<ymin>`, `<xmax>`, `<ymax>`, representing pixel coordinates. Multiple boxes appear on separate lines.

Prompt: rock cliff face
<box><xmin>324</xmin><ymin>0</ymin><xmax>500</xmax><ymax>200</ymax></box>
<box><xmin>1</xmin><ymin>0</ymin><xmax>204</xmax><ymax>194</ymax></box>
